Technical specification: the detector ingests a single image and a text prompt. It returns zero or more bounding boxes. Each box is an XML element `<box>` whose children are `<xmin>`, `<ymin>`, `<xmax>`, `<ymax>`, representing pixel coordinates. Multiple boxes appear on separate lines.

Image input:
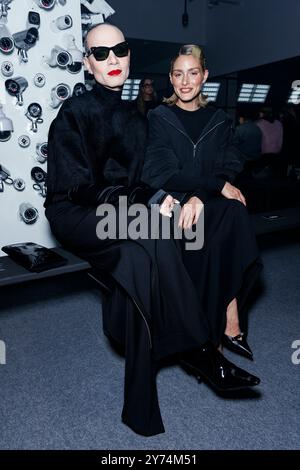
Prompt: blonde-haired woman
<box><xmin>142</xmin><ymin>44</ymin><xmax>262</xmax><ymax>358</ymax></box>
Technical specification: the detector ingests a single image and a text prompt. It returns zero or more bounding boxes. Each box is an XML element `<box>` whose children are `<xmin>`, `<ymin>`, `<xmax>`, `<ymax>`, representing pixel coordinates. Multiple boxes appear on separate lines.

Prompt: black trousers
<box><xmin>46</xmin><ymin>200</ymin><xmax>209</xmax><ymax>436</ymax></box>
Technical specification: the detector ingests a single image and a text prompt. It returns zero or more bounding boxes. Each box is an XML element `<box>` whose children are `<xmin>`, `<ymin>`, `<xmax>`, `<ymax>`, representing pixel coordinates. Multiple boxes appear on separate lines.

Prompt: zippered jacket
<box><xmin>142</xmin><ymin>104</ymin><xmax>246</xmax><ymax>202</ymax></box>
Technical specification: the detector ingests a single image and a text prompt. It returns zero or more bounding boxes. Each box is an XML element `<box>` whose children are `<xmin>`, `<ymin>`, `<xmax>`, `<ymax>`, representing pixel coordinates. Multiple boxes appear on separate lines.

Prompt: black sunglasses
<box><xmin>86</xmin><ymin>41</ymin><xmax>129</xmax><ymax>61</ymax></box>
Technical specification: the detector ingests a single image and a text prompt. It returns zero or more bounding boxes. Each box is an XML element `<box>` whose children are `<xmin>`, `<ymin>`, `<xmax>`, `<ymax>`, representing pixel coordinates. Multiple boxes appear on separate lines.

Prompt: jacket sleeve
<box><xmin>142</xmin><ymin>112</ymin><xmax>225</xmax><ymax>201</ymax></box>
<box><xmin>213</xmin><ymin>121</ymin><xmax>246</xmax><ymax>182</ymax></box>
<box><xmin>68</xmin><ymin>183</ymin><xmax>167</xmax><ymax>208</ymax></box>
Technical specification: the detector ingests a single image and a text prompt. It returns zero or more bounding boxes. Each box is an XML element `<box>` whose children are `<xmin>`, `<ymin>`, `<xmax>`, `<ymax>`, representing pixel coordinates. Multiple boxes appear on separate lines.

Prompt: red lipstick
<box><xmin>108</xmin><ymin>69</ymin><xmax>122</xmax><ymax>76</ymax></box>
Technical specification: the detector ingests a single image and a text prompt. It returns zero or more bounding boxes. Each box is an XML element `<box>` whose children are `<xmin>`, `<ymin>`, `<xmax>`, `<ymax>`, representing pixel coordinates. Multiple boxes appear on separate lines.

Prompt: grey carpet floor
<box><xmin>0</xmin><ymin>231</ymin><xmax>299</xmax><ymax>450</ymax></box>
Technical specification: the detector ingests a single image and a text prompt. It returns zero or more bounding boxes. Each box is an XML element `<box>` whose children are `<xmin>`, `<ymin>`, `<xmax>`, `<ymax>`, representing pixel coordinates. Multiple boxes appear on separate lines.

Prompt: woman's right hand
<box><xmin>159</xmin><ymin>194</ymin><xmax>179</xmax><ymax>217</ymax></box>
<box><xmin>221</xmin><ymin>182</ymin><xmax>246</xmax><ymax>206</ymax></box>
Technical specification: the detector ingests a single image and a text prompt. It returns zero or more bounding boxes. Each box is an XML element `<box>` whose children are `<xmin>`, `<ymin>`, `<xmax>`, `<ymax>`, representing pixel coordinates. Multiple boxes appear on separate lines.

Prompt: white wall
<box><xmin>0</xmin><ymin>0</ymin><xmax>84</xmax><ymax>256</ymax></box>
<box><xmin>109</xmin><ymin>0</ymin><xmax>207</xmax><ymax>44</ymax></box>
<box><xmin>206</xmin><ymin>0</ymin><xmax>300</xmax><ymax>77</ymax></box>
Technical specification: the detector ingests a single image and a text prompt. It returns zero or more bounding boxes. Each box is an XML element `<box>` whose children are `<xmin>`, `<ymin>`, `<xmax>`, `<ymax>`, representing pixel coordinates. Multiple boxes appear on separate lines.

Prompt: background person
<box><xmin>135</xmin><ymin>77</ymin><xmax>159</xmax><ymax>115</ymax></box>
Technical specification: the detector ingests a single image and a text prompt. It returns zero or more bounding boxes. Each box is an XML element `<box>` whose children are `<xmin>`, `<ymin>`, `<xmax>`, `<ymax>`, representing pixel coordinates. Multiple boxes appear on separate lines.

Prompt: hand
<box><xmin>178</xmin><ymin>196</ymin><xmax>204</xmax><ymax>229</ymax></box>
<box><xmin>159</xmin><ymin>194</ymin><xmax>179</xmax><ymax>217</ymax></box>
<box><xmin>221</xmin><ymin>182</ymin><xmax>246</xmax><ymax>206</ymax></box>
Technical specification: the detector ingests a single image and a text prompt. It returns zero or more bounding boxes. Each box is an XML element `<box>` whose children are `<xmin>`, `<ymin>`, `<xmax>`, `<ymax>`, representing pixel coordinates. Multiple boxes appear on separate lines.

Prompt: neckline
<box><xmin>93</xmin><ymin>82</ymin><xmax>122</xmax><ymax>104</ymax></box>
<box><xmin>174</xmin><ymin>104</ymin><xmax>204</xmax><ymax>113</ymax></box>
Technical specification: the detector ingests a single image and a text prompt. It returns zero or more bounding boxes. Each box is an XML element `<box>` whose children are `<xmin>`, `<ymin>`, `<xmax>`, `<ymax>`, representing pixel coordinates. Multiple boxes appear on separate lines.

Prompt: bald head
<box><xmin>85</xmin><ymin>23</ymin><xmax>125</xmax><ymax>52</ymax></box>
<box><xmin>83</xmin><ymin>23</ymin><xmax>130</xmax><ymax>91</ymax></box>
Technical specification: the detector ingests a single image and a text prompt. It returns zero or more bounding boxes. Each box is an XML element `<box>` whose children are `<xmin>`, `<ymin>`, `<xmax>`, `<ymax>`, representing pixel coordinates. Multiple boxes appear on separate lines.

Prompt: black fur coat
<box><xmin>45</xmin><ymin>83</ymin><xmax>148</xmax><ymax>206</ymax></box>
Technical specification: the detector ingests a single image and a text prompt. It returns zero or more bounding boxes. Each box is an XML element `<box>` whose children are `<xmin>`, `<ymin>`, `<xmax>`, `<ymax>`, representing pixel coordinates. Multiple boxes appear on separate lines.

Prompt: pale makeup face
<box><xmin>170</xmin><ymin>54</ymin><xmax>209</xmax><ymax>109</ymax></box>
<box><xmin>84</xmin><ymin>25</ymin><xmax>130</xmax><ymax>90</ymax></box>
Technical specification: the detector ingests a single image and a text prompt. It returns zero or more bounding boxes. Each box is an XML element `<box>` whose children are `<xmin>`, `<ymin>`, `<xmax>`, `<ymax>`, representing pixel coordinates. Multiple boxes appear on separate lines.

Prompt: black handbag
<box><xmin>1</xmin><ymin>242</ymin><xmax>68</xmax><ymax>273</ymax></box>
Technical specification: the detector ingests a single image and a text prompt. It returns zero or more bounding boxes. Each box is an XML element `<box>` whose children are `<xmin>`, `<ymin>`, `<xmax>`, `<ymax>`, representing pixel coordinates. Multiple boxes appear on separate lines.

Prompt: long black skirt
<box><xmin>181</xmin><ymin>198</ymin><xmax>262</xmax><ymax>345</ymax></box>
<box><xmin>45</xmin><ymin>200</ymin><xmax>209</xmax><ymax>436</ymax></box>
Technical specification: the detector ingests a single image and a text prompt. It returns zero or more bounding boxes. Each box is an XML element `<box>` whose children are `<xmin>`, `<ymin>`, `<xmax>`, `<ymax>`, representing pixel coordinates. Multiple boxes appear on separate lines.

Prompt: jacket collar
<box><xmin>151</xmin><ymin>104</ymin><xmax>229</xmax><ymax>142</ymax></box>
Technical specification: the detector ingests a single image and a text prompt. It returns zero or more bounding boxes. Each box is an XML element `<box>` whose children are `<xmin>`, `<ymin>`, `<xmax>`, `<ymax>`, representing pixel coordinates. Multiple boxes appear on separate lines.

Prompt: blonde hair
<box><xmin>163</xmin><ymin>44</ymin><xmax>208</xmax><ymax>107</ymax></box>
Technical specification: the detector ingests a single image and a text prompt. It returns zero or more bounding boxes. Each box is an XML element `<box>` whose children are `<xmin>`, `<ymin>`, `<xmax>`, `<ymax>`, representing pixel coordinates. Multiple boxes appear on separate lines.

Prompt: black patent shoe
<box><xmin>181</xmin><ymin>343</ymin><xmax>260</xmax><ymax>392</ymax></box>
<box><xmin>223</xmin><ymin>332</ymin><xmax>253</xmax><ymax>360</ymax></box>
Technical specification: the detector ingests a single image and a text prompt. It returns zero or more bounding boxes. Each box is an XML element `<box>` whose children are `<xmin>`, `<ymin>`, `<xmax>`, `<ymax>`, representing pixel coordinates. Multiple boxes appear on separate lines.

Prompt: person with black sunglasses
<box><xmin>45</xmin><ymin>24</ymin><xmax>260</xmax><ymax>437</ymax></box>
<box><xmin>86</xmin><ymin>40</ymin><xmax>129</xmax><ymax>61</ymax></box>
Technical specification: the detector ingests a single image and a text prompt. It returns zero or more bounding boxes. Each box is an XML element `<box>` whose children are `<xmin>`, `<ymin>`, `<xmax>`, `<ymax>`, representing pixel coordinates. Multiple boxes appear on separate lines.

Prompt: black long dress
<box><xmin>142</xmin><ymin>104</ymin><xmax>262</xmax><ymax>345</ymax></box>
<box><xmin>44</xmin><ymin>84</ymin><xmax>210</xmax><ymax>436</ymax></box>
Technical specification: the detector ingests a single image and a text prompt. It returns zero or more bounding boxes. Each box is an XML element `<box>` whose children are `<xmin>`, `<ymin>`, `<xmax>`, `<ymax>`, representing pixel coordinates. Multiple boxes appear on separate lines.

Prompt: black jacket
<box><xmin>142</xmin><ymin>105</ymin><xmax>246</xmax><ymax>202</ymax></box>
<box><xmin>45</xmin><ymin>83</ymin><xmax>166</xmax><ymax>208</ymax></box>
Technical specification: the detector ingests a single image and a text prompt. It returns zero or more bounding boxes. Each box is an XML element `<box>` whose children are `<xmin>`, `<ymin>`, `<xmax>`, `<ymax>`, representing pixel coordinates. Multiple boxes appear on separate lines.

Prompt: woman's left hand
<box><xmin>221</xmin><ymin>182</ymin><xmax>246</xmax><ymax>206</ymax></box>
<box><xmin>178</xmin><ymin>196</ymin><xmax>204</xmax><ymax>229</ymax></box>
